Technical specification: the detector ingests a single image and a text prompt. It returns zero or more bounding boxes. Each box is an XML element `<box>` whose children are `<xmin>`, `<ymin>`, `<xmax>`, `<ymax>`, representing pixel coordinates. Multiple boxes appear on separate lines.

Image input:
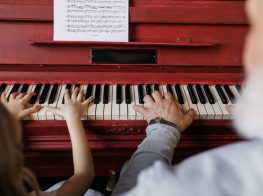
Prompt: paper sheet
<box><xmin>54</xmin><ymin>0</ymin><xmax>129</xmax><ymax>42</ymax></box>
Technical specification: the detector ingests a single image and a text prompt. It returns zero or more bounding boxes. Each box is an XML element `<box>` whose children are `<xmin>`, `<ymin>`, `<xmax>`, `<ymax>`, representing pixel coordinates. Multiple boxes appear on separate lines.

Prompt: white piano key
<box><xmin>46</xmin><ymin>85</ymin><xmax>62</xmax><ymax>120</ymax></box>
<box><xmin>143</xmin><ymin>85</ymin><xmax>148</xmax><ymax>109</ymax></box>
<box><xmin>221</xmin><ymin>86</ymin><xmax>235</xmax><ymax>119</ymax></box>
<box><xmin>5</xmin><ymin>84</ymin><xmax>13</xmax><ymax>99</ymax></box>
<box><xmin>55</xmin><ymin>85</ymin><xmax>66</xmax><ymax>120</ymax></box>
<box><xmin>30</xmin><ymin>85</ymin><xmax>45</xmax><ymax>121</ymax></box>
<box><xmin>17</xmin><ymin>85</ymin><xmax>23</xmax><ymax>92</ymax></box>
<box><xmin>171</xmin><ymin>85</ymin><xmax>183</xmax><ymax>110</ymax></box>
<box><xmin>134</xmin><ymin>85</ymin><xmax>143</xmax><ymax>120</ymax></box>
<box><xmin>88</xmin><ymin>84</ymin><xmax>96</xmax><ymax>120</ymax></box>
<box><xmin>200</xmin><ymin>85</ymin><xmax>215</xmax><ymax>119</ymax></box>
<box><xmin>95</xmin><ymin>85</ymin><xmax>104</xmax><ymax>120</ymax></box>
<box><xmin>231</xmin><ymin>85</ymin><xmax>241</xmax><ymax>99</ymax></box>
<box><xmin>182</xmin><ymin>85</ymin><xmax>199</xmax><ymax>119</ymax></box>
<box><xmin>3</xmin><ymin>85</ymin><xmax>11</xmax><ymax>95</ymax></box>
<box><xmin>111</xmin><ymin>85</ymin><xmax>120</xmax><ymax>120</ymax></box>
<box><xmin>37</xmin><ymin>85</ymin><xmax>53</xmax><ymax>120</ymax></box>
<box><xmin>120</xmin><ymin>85</ymin><xmax>128</xmax><ymax>120</ymax></box>
<box><xmin>178</xmin><ymin>85</ymin><xmax>191</xmax><ymax>114</ymax></box>
<box><xmin>193</xmin><ymin>85</ymin><xmax>207</xmax><ymax>120</ymax></box>
<box><xmin>206</xmin><ymin>85</ymin><xmax>223</xmax><ymax>119</ymax></box>
<box><xmin>211</xmin><ymin>86</ymin><xmax>230</xmax><ymax>119</ymax></box>
<box><xmin>22</xmin><ymin>85</ymin><xmax>34</xmax><ymax>120</ymax></box>
<box><xmin>162</xmin><ymin>85</ymin><xmax>167</xmax><ymax>97</ymax></box>
<box><xmin>128</xmin><ymin>85</ymin><xmax>136</xmax><ymax>120</ymax></box>
<box><xmin>104</xmin><ymin>85</ymin><xmax>112</xmax><ymax>120</ymax></box>
<box><xmin>81</xmin><ymin>85</ymin><xmax>88</xmax><ymax>120</ymax></box>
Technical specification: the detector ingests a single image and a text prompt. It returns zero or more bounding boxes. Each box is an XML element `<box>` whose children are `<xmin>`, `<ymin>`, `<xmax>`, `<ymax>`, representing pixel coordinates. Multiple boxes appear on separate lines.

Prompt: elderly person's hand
<box><xmin>133</xmin><ymin>91</ymin><xmax>195</xmax><ymax>132</ymax></box>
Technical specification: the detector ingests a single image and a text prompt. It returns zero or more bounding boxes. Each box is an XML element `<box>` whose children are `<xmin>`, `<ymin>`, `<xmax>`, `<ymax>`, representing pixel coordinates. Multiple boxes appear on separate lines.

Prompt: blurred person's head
<box><xmin>0</xmin><ymin>103</ymin><xmax>40</xmax><ymax>196</ymax></box>
<box><xmin>233</xmin><ymin>0</ymin><xmax>263</xmax><ymax>139</ymax></box>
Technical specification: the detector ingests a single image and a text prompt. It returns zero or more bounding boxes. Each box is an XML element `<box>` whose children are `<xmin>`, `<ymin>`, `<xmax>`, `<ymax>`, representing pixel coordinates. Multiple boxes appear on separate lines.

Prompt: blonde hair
<box><xmin>0</xmin><ymin>103</ymin><xmax>40</xmax><ymax>196</ymax></box>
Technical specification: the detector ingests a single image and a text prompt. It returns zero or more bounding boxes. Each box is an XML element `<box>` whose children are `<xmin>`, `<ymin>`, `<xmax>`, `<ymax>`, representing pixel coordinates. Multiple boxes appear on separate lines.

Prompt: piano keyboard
<box><xmin>0</xmin><ymin>83</ymin><xmax>243</xmax><ymax>120</ymax></box>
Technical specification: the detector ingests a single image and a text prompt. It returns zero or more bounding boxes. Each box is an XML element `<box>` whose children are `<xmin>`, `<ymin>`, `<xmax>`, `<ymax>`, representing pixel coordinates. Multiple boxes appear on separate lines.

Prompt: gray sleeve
<box><xmin>111</xmin><ymin>124</ymin><xmax>181</xmax><ymax>196</ymax></box>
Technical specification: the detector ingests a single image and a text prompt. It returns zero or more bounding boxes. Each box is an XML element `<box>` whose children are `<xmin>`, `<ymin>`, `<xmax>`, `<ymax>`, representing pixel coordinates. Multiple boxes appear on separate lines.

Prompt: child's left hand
<box><xmin>1</xmin><ymin>92</ymin><xmax>41</xmax><ymax>119</ymax></box>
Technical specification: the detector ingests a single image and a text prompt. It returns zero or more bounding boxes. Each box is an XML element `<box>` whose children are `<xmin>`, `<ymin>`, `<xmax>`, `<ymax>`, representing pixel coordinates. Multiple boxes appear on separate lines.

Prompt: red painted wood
<box><xmin>0</xmin><ymin>70</ymin><xmax>244</xmax><ymax>85</ymax></box>
<box><xmin>0</xmin><ymin>1</ymin><xmax>247</xmax><ymax>24</ymax></box>
<box><xmin>28</xmin><ymin>40</ymin><xmax>218</xmax><ymax>47</ymax></box>
<box><xmin>0</xmin><ymin>22</ymin><xmax>248</xmax><ymax>66</ymax></box>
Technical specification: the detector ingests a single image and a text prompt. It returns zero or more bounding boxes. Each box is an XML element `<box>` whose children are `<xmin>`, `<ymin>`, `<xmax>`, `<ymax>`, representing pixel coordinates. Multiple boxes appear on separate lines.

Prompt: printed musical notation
<box><xmin>54</xmin><ymin>0</ymin><xmax>129</xmax><ymax>42</ymax></box>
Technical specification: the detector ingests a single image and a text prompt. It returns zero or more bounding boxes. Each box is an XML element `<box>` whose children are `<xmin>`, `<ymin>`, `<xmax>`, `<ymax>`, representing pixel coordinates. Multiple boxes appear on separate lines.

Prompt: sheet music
<box><xmin>54</xmin><ymin>0</ymin><xmax>129</xmax><ymax>42</ymax></box>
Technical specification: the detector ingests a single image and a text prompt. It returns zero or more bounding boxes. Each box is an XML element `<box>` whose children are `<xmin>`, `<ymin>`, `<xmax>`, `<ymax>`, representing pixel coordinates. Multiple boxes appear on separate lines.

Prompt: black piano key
<box><xmin>7</xmin><ymin>83</ymin><xmax>20</xmax><ymax>100</ymax></box>
<box><xmin>166</xmin><ymin>84</ymin><xmax>174</xmax><ymax>98</ymax></box>
<box><xmin>195</xmin><ymin>84</ymin><xmax>206</xmax><ymax>104</ymax></box>
<box><xmin>187</xmin><ymin>84</ymin><xmax>197</xmax><ymax>104</ymax></box>
<box><xmin>154</xmin><ymin>84</ymin><xmax>159</xmax><ymax>91</ymax></box>
<box><xmin>175</xmin><ymin>84</ymin><xmax>184</xmax><ymax>104</ymax></box>
<box><xmin>0</xmin><ymin>84</ymin><xmax>7</xmax><ymax>96</ymax></box>
<box><xmin>236</xmin><ymin>85</ymin><xmax>243</xmax><ymax>95</ymax></box>
<box><xmin>146</xmin><ymin>84</ymin><xmax>152</xmax><ymax>96</ymax></box>
<box><xmin>86</xmin><ymin>84</ymin><xmax>93</xmax><ymax>99</ymax></box>
<box><xmin>20</xmin><ymin>84</ymin><xmax>29</xmax><ymax>93</ymax></box>
<box><xmin>116</xmin><ymin>84</ymin><xmax>121</xmax><ymax>104</ymax></box>
<box><xmin>125</xmin><ymin>84</ymin><xmax>131</xmax><ymax>104</ymax></box>
<box><xmin>138</xmin><ymin>84</ymin><xmax>144</xmax><ymax>104</ymax></box>
<box><xmin>203</xmin><ymin>84</ymin><xmax>214</xmax><ymax>104</ymax></box>
<box><xmin>74</xmin><ymin>84</ymin><xmax>80</xmax><ymax>90</ymax></box>
<box><xmin>30</xmin><ymin>84</ymin><xmax>42</xmax><ymax>104</ymax></box>
<box><xmin>48</xmin><ymin>84</ymin><xmax>58</xmax><ymax>104</ymax></box>
<box><xmin>215</xmin><ymin>85</ymin><xmax>228</xmax><ymax>104</ymax></box>
<box><xmin>223</xmin><ymin>85</ymin><xmax>236</xmax><ymax>104</ymax></box>
<box><xmin>39</xmin><ymin>84</ymin><xmax>50</xmax><ymax>104</ymax></box>
<box><xmin>62</xmin><ymin>84</ymin><xmax>71</xmax><ymax>104</ymax></box>
<box><xmin>94</xmin><ymin>84</ymin><xmax>101</xmax><ymax>104</ymax></box>
<box><xmin>103</xmin><ymin>84</ymin><xmax>109</xmax><ymax>104</ymax></box>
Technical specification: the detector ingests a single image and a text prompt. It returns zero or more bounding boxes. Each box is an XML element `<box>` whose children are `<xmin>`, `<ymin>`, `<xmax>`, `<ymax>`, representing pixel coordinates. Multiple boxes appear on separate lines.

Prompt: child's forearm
<box><xmin>66</xmin><ymin>116</ymin><xmax>94</xmax><ymax>176</ymax></box>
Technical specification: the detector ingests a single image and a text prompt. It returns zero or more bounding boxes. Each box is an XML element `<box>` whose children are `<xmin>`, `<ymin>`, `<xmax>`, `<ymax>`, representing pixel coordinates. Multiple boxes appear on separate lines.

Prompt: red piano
<box><xmin>0</xmin><ymin>0</ymin><xmax>247</xmax><ymax>177</ymax></box>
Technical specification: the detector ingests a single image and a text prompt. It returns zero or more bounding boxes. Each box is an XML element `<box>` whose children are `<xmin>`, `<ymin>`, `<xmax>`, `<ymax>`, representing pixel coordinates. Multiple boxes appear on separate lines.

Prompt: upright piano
<box><xmin>0</xmin><ymin>0</ymin><xmax>247</xmax><ymax>177</ymax></box>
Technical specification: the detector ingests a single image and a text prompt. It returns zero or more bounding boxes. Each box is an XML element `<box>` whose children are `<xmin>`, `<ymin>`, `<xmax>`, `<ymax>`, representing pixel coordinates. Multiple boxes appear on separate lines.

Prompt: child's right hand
<box><xmin>45</xmin><ymin>87</ymin><xmax>93</xmax><ymax>120</ymax></box>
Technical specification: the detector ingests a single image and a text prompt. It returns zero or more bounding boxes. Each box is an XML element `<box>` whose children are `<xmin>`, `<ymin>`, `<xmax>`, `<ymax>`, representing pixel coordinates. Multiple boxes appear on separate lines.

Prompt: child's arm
<box><xmin>45</xmin><ymin>88</ymin><xmax>94</xmax><ymax>196</ymax></box>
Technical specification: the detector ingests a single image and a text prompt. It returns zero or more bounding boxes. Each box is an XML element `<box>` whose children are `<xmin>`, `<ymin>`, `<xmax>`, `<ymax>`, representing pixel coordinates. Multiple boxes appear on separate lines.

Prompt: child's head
<box><xmin>0</xmin><ymin>103</ymin><xmax>39</xmax><ymax>196</ymax></box>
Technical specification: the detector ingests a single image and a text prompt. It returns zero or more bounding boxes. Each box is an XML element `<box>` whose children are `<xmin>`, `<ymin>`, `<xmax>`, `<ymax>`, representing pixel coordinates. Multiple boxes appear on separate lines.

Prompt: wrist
<box><xmin>148</xmin><ymin>117</ymin><xmax>181</xmax><ymax>132</ymax></box>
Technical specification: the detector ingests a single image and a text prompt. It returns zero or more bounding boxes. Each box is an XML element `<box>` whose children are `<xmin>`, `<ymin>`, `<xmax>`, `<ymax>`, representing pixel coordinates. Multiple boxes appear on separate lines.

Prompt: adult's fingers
<box><xmin>225</xmin><ymin>105</ymin><xmax>234</xmax><ymax>114</ymax></box>
<box><xmin>71</xmin><ymin>87</ymin><xmax>79</xmax><ymax>100</ymax></box>
<box><xmin>152</xmin><ymin>91</ymin><xmax>162</xmax><ymax>102</ymax></box>
<box><xmin>22</xmin><ymin>92</ymin><xmax>36</xmax><ymax>103</ymax></box>
<box><xmin>45</xmin><ymin>106</ymin><xmax>63</xmax><ymax>117</ymax></box>
<box><xmin>64</xmin><ymin>89</ymin><xmax>70</xmax><ymax>101</ymax></box>
<box><xmin>19</xmin><ymin>105</ymin><xmax>41</xmax><ymax>118</ymax></box>
<box><xmin>82</xmin><ymin>96</ymin><xmax>93</xmax><ymax>107</ymax></box>
<box><xmin>133</xmin><ymin>105</ymin><xmax>148</xmax><ymax>116</ymax></box>
<box><xmin>143</xmin><ymin>95</ymin><xmax>154</xmax><ymax>107</ymax></box>
<box><xmin>77</xmin><ymin>90</ymin><xmax>84</xmax><ymax>102</ymax></box>
<box><xmin>182</xmin><ymin>109</ymin><xmax>196</xmax><ymax>131</ymax></box>
<box><xmin>10</xmin><ymin>92</ymin><xmax>20</xmax><ymax>100</ymax></box>
<box><xmin>1</xmin><ymin>93</ymin><xmax>8</xmax><ymax>104</ymax></box>
<box><xmin>16</xmin><ymin>93</ymin><xmax>26</xmax><ymax>99</ymax></box>
<box><xmin>164</xmin><ymin>92</ymin><xmax>173</xmax><ymax>100</ymax></box>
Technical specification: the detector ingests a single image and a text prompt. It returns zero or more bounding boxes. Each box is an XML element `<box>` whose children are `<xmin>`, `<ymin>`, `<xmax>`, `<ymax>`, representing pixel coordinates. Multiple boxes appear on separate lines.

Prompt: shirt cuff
<box><xmin>130</xmin><ymin>124</ymin><xmax>181</xmax><ymax>164</ymax></box>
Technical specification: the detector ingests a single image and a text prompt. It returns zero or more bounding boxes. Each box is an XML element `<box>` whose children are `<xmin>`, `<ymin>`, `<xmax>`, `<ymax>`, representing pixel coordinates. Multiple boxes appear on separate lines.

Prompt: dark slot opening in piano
<box><xmin>91</xmin><ymin>49</ymin><xmax>157</xmax><ymax>64</ymax></box>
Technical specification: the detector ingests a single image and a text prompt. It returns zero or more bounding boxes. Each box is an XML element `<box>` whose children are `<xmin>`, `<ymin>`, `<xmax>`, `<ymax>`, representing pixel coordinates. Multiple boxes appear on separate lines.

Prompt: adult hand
<box><xmin>225</xmin><ymin>105</ymin><xmax>234</xmax><ymax>114</ymax></box>
<box><xmin>1</xmin><ymin>92</ymin><xmax>41</xmax><ymax>119</ymax></box>
<box><xmin>45</xmin><ymin>87</ymin><xmax>93</xmax><ymax>120</ymax></box>
<box><xmin>133</xmin><ymin>91</ymin><xmax>195</xmax><ymax>132</ymax></box>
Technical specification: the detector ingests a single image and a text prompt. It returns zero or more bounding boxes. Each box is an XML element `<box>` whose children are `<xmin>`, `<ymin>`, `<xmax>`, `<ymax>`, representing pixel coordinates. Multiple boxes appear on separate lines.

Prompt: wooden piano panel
<box><xmin>0</xmin><ymin>22</ymin><xmax>248</xmax><ymax>66</ymax></box>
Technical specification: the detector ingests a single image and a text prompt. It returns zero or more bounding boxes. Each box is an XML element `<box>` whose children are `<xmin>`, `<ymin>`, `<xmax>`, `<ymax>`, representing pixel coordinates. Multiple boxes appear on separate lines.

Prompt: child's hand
<box><xmin>46</xmin><ymin>87</ymin><xmax>93</xmax><ymax>120</ymax></box>
<box><xmin>1</xmin><ymin>92</ymin><xmax>41</xmax><ymax>119</ymax></box>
